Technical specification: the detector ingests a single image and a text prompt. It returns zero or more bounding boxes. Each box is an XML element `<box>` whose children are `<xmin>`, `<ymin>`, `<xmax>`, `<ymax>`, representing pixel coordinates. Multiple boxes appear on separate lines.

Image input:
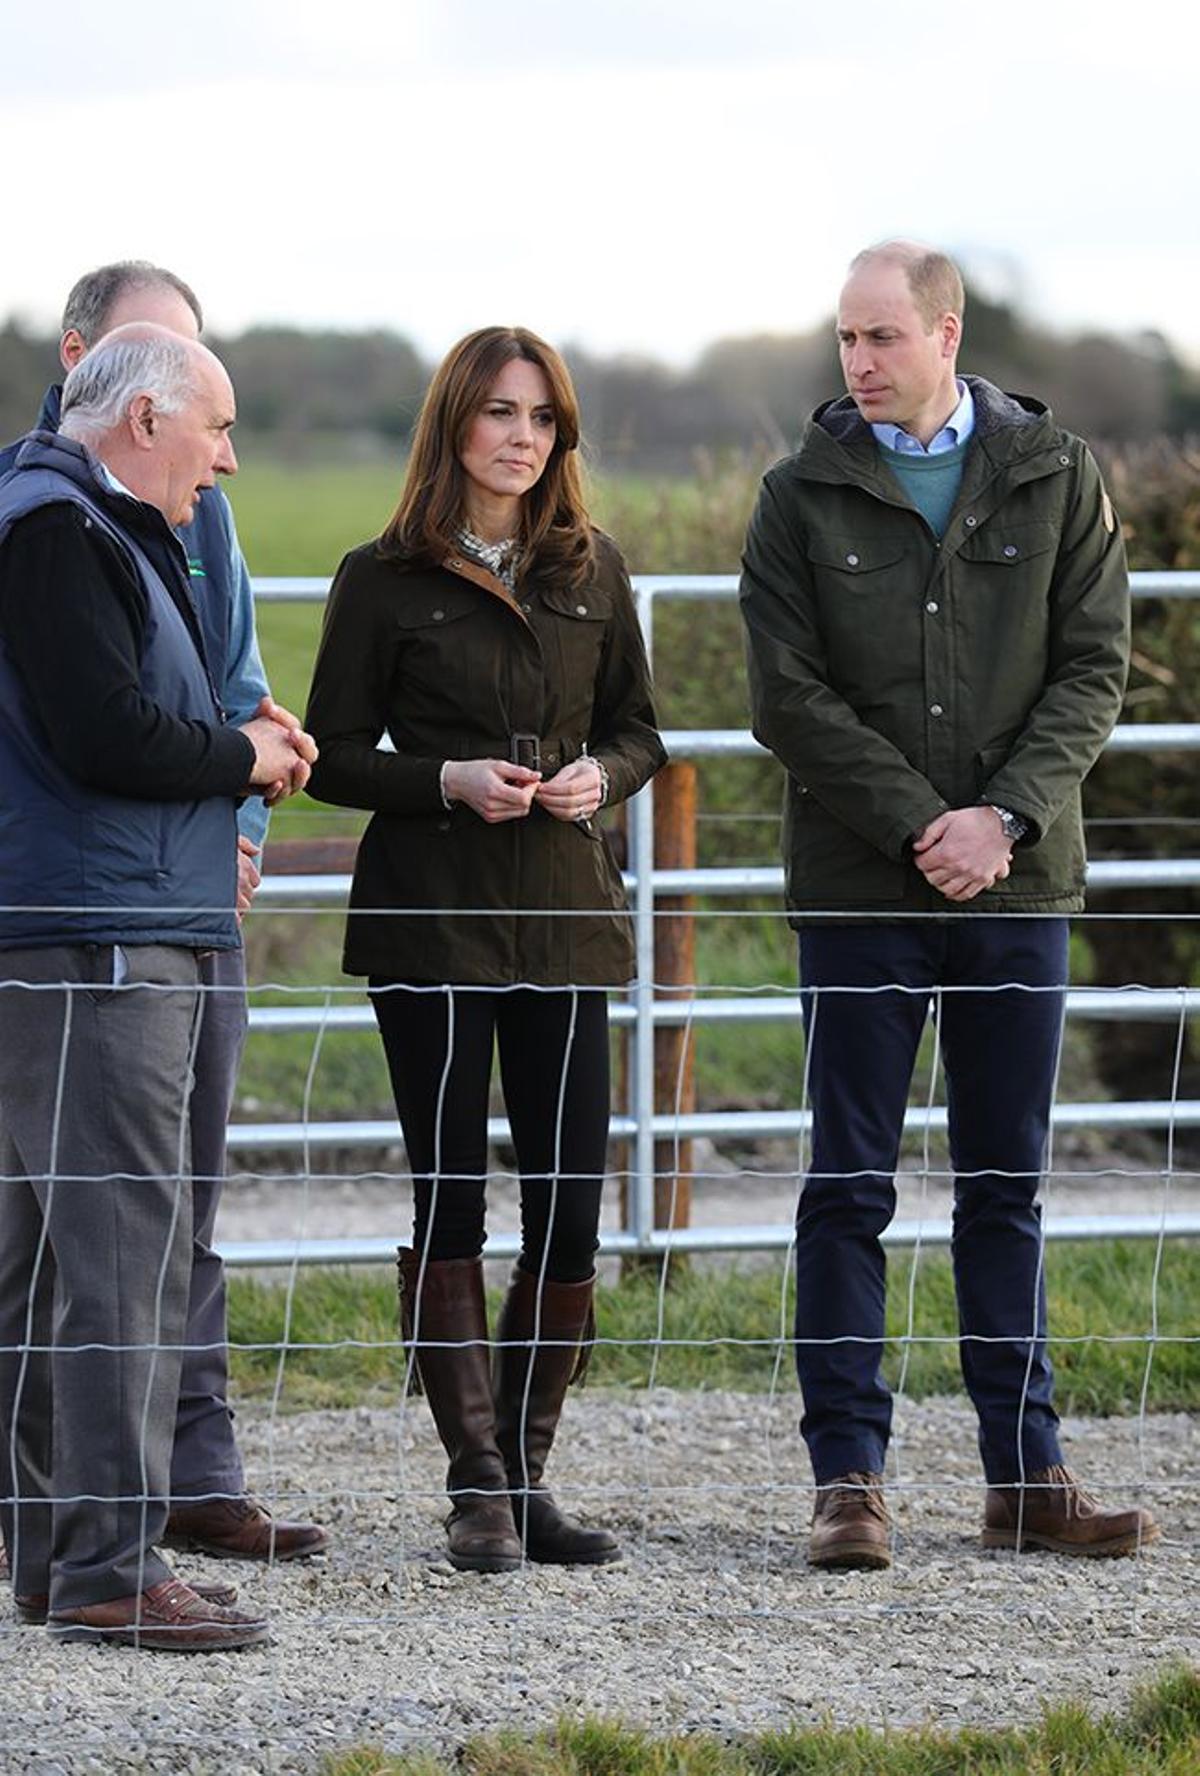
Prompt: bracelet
<box><xmin>592</xmin><ymin>756</ymin><xmax>610</xmax><ymax>809</ymax></box>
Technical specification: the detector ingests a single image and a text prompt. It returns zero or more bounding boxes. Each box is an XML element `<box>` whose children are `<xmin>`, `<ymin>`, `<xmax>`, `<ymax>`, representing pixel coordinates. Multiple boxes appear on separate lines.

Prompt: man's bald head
<box><xmin>60</xmin><ymin>324</ymin><xmax>208</xmax><ymax>443</ymax></box>
<box><xmin>847</xmin><ymin>240</ymin><xmax>965</xmax><ymax>331</ymax></box>
<box><xmin>60</xmin><ymin>323</ymin><xmax>237</xmax><ymax>526</ymax></box>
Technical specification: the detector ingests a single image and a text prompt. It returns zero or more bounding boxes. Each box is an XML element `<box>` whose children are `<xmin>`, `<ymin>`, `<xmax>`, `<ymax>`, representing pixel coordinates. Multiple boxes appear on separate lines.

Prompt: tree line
<box><xmin>1</xmin><ymin>285</ymin><xmax>1197</xmax><ymax>468</ymax></box>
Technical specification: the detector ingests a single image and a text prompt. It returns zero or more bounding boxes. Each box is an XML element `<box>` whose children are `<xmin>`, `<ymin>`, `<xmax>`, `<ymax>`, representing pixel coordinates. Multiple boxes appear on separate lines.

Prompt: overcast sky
<box><xmin>4</xmin><ymin>0</ymin><xmax>1198</xmax><ymax>367</ymax></box>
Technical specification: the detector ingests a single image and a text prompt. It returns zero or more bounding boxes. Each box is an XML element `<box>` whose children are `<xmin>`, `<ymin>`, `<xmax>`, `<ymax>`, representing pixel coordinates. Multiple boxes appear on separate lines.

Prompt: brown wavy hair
<box><xmin>380</xmin><ymin>326</ymin><xmax>594</xmax><ymax>590</ymax></box>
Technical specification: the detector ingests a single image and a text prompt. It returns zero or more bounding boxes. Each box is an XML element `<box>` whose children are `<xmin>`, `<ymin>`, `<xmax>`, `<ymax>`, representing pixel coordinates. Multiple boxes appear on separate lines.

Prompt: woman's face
<box><xmin>458</xmin><ymin>357</ymin><xmax>557</xmax><ymax>511</ymax></box>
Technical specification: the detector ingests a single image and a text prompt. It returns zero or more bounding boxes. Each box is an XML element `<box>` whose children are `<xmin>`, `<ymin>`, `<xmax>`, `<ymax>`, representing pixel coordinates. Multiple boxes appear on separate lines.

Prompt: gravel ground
<box><xmin>2</xmin><ymin>1392</ymin><xmax>1195</xmax><ymax>1774</ymax></box>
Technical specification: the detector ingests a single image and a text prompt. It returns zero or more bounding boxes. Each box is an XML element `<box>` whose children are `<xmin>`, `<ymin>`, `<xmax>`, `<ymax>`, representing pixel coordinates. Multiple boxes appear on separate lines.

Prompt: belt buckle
<box><xmin>510</xmin><ymin>732</ymin><xmax>541</xmax><ymax>772</ymax></box>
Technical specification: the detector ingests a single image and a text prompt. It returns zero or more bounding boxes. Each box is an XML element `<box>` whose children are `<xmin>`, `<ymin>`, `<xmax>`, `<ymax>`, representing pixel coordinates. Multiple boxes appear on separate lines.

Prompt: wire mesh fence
<box><xmin>0</xmin><ymin>904</ymin><xmax>1196</xmax><ymax>1772</ymax></box>
<box><xmin>1</xmin><ymin>571</ymin><xmax>1197</xmax><ymax>1768</ymax></box>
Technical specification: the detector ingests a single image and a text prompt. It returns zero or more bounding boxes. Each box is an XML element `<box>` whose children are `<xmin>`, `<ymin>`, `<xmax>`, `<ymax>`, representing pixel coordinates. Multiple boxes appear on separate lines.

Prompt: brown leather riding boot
<box><xmin>396</xmin><ymin>1249</ymin><xmax>521</xmax><ymax>1573</ymax></box>
<box><xmin>982</xmin><ymin>1465</ymin><xmax>1161</xmax><ymax>1557</ymax></box>
<box><xmin>493</xmin><ymin>1266</ymin><xmax>620</xmax><ymax>1565</ymax></box>
<box><xmin>808</xmin><ymin>1472</ymin><xmax>892</xmax><ymax>1570</ymax></box>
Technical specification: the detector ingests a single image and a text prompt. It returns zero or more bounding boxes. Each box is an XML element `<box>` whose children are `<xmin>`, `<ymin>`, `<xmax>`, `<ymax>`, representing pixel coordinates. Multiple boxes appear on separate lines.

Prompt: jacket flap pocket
<box><xmin>805</xmin><ymin>536</ymin><xmax>906</xmax><ymax>574</ymax></box>
<box><xmin>538</xmin><ymin>584</ymin><xmax>612</xmax><ymax>622</ymax></box>
<box><xmin>393</xmin><ymin>589</ymin><xmax>480</xmax><ymax>631</ymax></box>
<box><xmin>958</xmin><ymin>521</ymin><xmax>1058</xmax><ymax>565</ymax></box>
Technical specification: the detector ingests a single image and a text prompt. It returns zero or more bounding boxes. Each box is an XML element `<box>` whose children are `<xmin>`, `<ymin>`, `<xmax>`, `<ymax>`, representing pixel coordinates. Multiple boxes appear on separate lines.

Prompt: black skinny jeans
<box><xmin>370</xmin><ymin>982</ymin><xmax>610</xmax><ymax>1283</ymax></box>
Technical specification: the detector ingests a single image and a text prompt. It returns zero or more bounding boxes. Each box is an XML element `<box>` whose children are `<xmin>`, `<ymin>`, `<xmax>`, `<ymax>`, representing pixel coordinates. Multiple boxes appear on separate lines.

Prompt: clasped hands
<box><xmin>239</xmin><ymin>695</ymin><xmax>319</xmax><ymax>806</ymax></box>
<box><xmin>442</xmin><ymin>757</ymin><xmax>603</xmax><ymax>825</ymax></box>
<box><xmin>912</xmin><ymin>806</ymin><xmax>1012</xmax><ymax>903</ymax></box>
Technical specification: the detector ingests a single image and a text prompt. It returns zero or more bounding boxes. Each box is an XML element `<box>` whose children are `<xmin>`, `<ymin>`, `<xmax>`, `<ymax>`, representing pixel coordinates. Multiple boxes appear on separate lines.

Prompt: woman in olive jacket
<box><xmin>305</xmin><ymin>326</ymin><xmax>664</xmax><ymax>1573</ymax></box>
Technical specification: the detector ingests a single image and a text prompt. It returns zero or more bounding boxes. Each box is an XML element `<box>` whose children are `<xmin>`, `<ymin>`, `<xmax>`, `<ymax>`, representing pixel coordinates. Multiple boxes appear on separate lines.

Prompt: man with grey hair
<box><xmin>0</xmin><ymin>261</ymin><xmax>329</xmax><ymax>1572</ymax></box>
<box><xmin>741</xmin><ymin>240</ymin><xmax>1158</xmax><ymax>1570</ymax></box>
<box><xmin>0</xmin><ymin>324</ymin><xmax>313</xmax><ymax>1648</ymax></box>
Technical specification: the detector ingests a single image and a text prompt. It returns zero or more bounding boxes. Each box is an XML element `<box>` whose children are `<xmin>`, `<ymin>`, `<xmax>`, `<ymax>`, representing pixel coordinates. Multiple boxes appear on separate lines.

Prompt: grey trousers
<box><xmin>171</xmin><ymin>944</ymin><xmax>247</xmax><ymax>1499</ymax></box>
<box><xmin>0</xmin><ymin>944</ymin><xmax>202</xmax><ymax>1610</ymax></box>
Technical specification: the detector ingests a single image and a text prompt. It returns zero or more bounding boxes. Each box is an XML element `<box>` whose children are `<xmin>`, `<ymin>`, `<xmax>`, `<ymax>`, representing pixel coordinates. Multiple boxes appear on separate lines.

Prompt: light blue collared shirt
<box><xmin>871</xmin><ymin>379</ymin><xmax>975</xmax><ymax>456</ymax></box>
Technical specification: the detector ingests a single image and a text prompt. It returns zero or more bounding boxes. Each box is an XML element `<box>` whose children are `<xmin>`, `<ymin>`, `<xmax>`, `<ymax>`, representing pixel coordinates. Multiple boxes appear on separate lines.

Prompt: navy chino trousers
<box><xmin>795</xmin><ymin>918</ymin><xmax>1069</xmax><ymax>1486</ymax></box>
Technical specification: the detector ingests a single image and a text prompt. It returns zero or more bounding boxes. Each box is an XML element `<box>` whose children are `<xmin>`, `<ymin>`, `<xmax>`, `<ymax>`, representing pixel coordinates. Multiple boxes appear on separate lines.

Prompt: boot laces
<box><xmin>819</xmin><ymin>1472</ymin><xmax>888</xmax><ymax>1522</ymax></box>
<box><xmin>1028</xmin><ymin>1464</ymin><xmax>1099</xmax><ymax>1519</ymax></box>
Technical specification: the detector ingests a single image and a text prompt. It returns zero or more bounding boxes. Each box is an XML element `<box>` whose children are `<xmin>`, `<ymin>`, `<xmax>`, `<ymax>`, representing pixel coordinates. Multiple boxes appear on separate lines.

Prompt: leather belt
<box><xmin>508</xmin><ymin>735</ymin><xmax>583</xmax><ymax>774</ymax></box>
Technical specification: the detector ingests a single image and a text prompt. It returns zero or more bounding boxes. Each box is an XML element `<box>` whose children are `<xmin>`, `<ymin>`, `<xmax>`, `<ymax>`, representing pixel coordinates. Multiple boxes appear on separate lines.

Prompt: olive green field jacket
<box><xmin>305</xmin><ymin>530</ymin><xmax>665</xmax><ymax>984</ymax></box>
<box><xmin>739</xmin><ymin>377</ymin><xmax>1131</xmax><ymax>916</ymax></box>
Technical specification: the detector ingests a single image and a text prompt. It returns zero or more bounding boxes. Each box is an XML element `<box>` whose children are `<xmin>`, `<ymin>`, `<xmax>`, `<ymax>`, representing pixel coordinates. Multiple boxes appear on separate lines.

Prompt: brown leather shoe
<box><xmin>163</xmin><ymin>1496</ymin><xmax>329</xmax><ymax>1562</ymax></box>
<box><xmin>47</xmin><ymin>1578</ymin><xmax>269</xmax><ymax>1650</ymax></box>
<box><xmin>982</xmin><ymin>1465</ymin><xmax>1161</xmax><ymax>1557</ymax></box>
<box><xmin>808</xmin><ymin>1472</ymin><xmax>892</xmax><ymax>1570</ymax></box>
<box><xmin>17</xmin><ymin>1576</ymin><xmax>238</xmax><ymax>1627</ymax></box>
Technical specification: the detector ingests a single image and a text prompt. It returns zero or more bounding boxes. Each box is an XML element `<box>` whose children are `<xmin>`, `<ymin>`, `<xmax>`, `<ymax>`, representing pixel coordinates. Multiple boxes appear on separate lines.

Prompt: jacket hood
<box><xmin>811</xmin><ymin>375</ymin><xmax>1051</xmax><ymax>449</ymax></box>
<box><xmin>0</xmin><ymin>429</ymin><xmax>186</xmax><ymax>572</ymax></box>
<box><xmin>0</xmin><ymin>430</ymin><xmax>122</xmax><ymax>547</ymax></box>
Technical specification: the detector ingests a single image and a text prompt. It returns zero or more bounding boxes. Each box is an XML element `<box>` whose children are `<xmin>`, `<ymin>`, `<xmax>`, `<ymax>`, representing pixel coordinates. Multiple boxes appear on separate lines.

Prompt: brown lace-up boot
<box><xmin>982</xmin><ymin>1465</ymin><xmax>1160</xmax><ymax>1557</ymax></box>
<box><xmin>807</xmin><ymin>1472</ymin><xmax>892</xmax><ymax>1570</ymax></box>
<box><xmin>493</xmin><ymin>1266</ymin><xmax>620</xmax><ymax>1565</ymax></box>
<box><xmin>396</xmin><ymin>1248</ymin><xmax>522</xmax><ymax>1573</ymax></box>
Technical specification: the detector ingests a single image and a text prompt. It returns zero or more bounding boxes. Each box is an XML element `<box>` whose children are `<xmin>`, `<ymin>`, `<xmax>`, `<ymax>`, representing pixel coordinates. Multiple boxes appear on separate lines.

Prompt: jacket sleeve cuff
<box><xmin>883</xmin><ymin>796</ymin><xmax>948</xmax><ymax>862</ymax></box>
<box><xmin>979</xmin><ymin>776</ymin><xmax>1046</xmax><ymax>845</ymax></box>
<box><xmin>212</xmin><ymin>727</ymin><xmax>257</xmax><ymax>795</ymax></box>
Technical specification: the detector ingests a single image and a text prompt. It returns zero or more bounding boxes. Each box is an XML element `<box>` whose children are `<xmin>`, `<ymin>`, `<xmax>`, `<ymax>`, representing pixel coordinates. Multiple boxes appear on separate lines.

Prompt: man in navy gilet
<box><xmin>0</xmin><ymin>325</ymin><xmax>314</xmax><ymax>1648</ymax></box>
<box><xmin>0</xmin><ymin>262</ymin><xmax>328</xmax><ymax>1573</ymax></box>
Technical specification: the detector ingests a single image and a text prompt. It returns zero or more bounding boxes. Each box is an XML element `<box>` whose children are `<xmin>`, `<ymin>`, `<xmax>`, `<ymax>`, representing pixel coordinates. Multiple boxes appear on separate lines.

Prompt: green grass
<box><xmin>227</xmin><ymin>457</ymin><xmax>405</xmax><ymax>577</ymax></box>
<box><xmin>228</xmin><ymin>1242</ymin><xmax>1200</xmax><ymax>1415</ymax></box>
<box><xmin>318</xmin><ymin>1666</ymin><xmax>1200</xmax><ymax>1774</ymax></box>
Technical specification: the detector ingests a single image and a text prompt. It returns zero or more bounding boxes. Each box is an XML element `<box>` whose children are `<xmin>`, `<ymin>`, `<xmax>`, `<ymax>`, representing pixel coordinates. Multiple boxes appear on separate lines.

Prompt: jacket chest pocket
<box><xmin>952</xmin><ymin>520</ymin><xmax>1059</xmax><ymax>654</ymax></box>
<box><xmin>956</xmin><ymin>519</ymin><xmax>1058</xmax><ymax>583</ymax></box>
<box><xmin>805</xmin><ymin>534</ymin><xmax>918</xmax><ymax>695</ymax></box>
<box><xmin>393</xmin><ymin>591</ymin><xmax>505</xmax><ymax>722</ymax></box>
<box><xmin>532</xmin><ymin>583</ymin><xmax>612</xmax><ymax>700</ymax></box>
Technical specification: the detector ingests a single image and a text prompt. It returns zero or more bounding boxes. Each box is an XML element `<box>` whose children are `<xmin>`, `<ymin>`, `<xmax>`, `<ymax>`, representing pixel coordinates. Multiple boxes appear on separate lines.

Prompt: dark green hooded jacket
<box><xmin>739</xmin><ymin>376</ymin><xmax>1130</xmax><ymax>916</ymax></box>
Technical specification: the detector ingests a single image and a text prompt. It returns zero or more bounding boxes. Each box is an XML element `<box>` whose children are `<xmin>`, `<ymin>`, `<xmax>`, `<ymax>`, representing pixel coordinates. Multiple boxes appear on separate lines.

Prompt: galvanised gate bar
<box><xmin>225</xmin><ymin>572</ymin><xmax>1200</xmax><ymax>1266</ymax></box>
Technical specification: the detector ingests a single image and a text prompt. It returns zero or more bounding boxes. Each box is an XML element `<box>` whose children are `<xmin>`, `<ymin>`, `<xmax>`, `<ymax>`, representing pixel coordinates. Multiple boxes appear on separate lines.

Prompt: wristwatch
<box><xmin>988</xmin><ymin>804</ymin><xmax>1028</xmax><ymax>843</ymax></box>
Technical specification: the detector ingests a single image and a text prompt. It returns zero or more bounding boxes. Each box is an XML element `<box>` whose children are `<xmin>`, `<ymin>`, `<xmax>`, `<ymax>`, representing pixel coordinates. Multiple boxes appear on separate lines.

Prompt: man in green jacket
<box><xmin>739</xmin><ymin>240</ymin><xmax>1159</xmax><ymax>1570</ymax></box>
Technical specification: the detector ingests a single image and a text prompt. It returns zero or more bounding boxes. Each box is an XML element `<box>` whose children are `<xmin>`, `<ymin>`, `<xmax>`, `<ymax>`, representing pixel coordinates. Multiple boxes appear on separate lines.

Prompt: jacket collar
<box><xmin>814</xmin><ymin>375</ymin><xmax>1047</xmax><ymax>448</ymax></box>
<box><xmin>794</xmin><ymin>375</ymin><xmax>1063</xmax><ymax>492</ymax></box>
<box><xmin>5</xmin><ymin>429</ymin><xmax>190</xmax><ymax>572</ymax></box>
<box><xmin>440</xmin><ymin>548</ymin><xmax>531</xmax><ymax>626</ymax></box>
<box><xmin>36</xmin><ymin>383</ymin><xmax>63</xmax><ymax>433</ymax></box>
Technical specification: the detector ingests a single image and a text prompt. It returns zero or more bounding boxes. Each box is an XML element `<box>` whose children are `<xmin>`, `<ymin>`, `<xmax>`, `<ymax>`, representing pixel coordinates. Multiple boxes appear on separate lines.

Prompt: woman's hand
<box><xmin>534</xmin><ymin>759</ymin><xmax>604</xmax><ymax>823</ymax></box>
<box><xmin>442</xmin><ymin>758</ymin><xmax>541</xmax><ymax>823</ymax></box>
